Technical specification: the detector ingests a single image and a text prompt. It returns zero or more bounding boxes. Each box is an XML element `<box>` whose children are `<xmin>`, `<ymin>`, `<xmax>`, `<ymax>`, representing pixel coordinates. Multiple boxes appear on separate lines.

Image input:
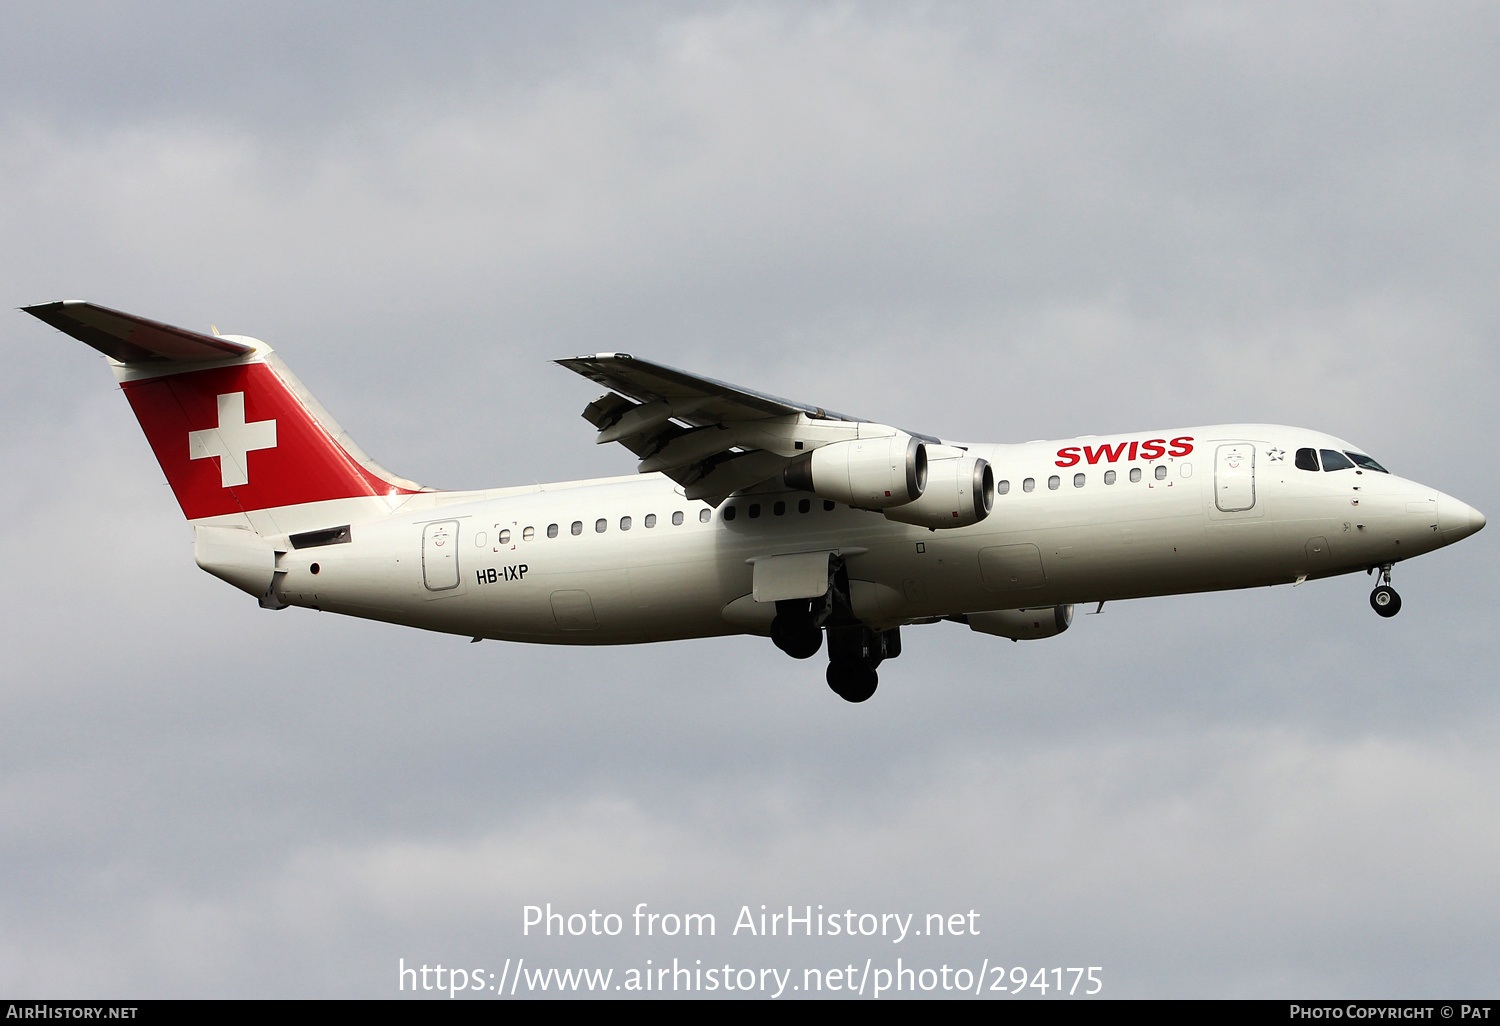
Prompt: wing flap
<box><xmin>23</xmin><ymin>301</ymin><xmax>254</xmax><ymax>363</ymax></box>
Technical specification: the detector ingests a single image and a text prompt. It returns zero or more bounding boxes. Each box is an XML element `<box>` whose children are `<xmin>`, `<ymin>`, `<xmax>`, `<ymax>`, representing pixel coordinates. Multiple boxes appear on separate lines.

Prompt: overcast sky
<box><xmin>2</xmin><ymin>1</ymin><xmax>1497</xmax><ymax>999</ymax></box>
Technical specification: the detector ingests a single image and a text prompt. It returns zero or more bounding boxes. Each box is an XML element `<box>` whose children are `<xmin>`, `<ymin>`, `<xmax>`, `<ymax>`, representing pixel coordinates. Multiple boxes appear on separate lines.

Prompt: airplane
<box><xmin>24</xmin><ymin>300</ymin><xmax>1487</xmax><ymax>702</ymax></box>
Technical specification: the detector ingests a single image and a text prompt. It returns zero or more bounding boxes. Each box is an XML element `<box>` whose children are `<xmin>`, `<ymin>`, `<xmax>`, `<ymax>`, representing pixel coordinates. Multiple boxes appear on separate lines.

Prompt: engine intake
<box><xmin>883</xmin><ymin>452</ymin><xmax>993</xmax><ymax>529</ymax></box>
<box><xmin>784</xmin><ymin>432</ymin><xmax>927</xmax><ymax>508</ymax></box>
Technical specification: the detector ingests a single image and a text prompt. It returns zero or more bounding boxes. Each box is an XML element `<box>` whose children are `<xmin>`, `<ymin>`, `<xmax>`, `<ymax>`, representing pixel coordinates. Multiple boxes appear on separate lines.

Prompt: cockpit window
<box><xmin>1320</xmin><ymin>449</ymin><xmax>1355</xmax><ymax>472</ymax></box>
<box><xmin>1344</xmin><ymin>451</ymin><xmax>1389</xmax><ymax>474</ymax></box>
<box><xmin>1295</xmin><ymin>448</ymin><xmax>1319</xmax><ymax>471</ymax></box>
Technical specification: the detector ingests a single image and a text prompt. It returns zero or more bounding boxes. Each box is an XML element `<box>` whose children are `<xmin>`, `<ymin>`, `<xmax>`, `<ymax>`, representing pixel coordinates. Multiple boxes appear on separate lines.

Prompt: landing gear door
<box><xmin>749</xmin><ymin>550</ymin><xmax>836</xmax><ymax>603</ymax></box>
<box><xmin>1215</xmin><ymin>444</ymin><xmax>1256</xmax><ymax>512</ymax></box>
<box><xmin>422</xmin><ymin>520</ymin><xmax>461</xmax><ymax>591</ymax></box>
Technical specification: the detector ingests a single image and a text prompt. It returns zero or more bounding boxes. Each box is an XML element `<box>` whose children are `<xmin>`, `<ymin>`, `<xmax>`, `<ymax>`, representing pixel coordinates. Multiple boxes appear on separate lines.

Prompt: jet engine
<box><xmin>964</xmin><ymin>605</ymin><xmax>1073</xmax><ymax>640</ymax></box>
<box><xmin>783</xmin><ymin>431</ymin><xmax>927</xmax><ymax>508</ymax></box>
<box><xmin>883</xmin><ymin>449</ymin><xmax>993</xmax><ymax>529</ymax></box>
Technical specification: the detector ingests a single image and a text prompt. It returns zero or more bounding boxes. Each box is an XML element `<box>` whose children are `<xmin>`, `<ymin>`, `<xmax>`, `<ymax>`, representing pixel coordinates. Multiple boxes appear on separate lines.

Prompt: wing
<box><xmin>556</xmin><ymin>352</ymin><xmax>935</xmax><ymax>503</ymax></box>
<box><xmin>23</xmin><ymin>300</ymin><xmax>253</xmax><ymax>363</ymax></box>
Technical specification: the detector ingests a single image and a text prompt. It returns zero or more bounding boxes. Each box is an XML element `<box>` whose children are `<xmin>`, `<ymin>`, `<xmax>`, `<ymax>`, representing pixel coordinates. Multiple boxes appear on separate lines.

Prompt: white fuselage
<box><xmin>26</xmin><ymin>303</ymin><xmax>1480</xmax><ymax>662</ymax></box>
<box><xmin>241</xmin><ymin>424</ymin><xmax>1476</xmax><ymax>645</ymax></box>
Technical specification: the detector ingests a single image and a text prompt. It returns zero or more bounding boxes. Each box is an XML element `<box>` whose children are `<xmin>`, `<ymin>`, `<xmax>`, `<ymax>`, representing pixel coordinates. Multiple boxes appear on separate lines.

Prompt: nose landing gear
<box><xmin>1369</xmin><ymin>563</ymin><xmax>1402</xmax><ymax>617</ymax></box>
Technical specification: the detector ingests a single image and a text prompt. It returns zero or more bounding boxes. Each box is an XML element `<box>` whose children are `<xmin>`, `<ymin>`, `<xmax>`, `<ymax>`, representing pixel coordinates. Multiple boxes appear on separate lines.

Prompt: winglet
<box><xmin>22</xmin><ymin>300</ymin><xmax>254</xmax><ymax>363</ymax></box>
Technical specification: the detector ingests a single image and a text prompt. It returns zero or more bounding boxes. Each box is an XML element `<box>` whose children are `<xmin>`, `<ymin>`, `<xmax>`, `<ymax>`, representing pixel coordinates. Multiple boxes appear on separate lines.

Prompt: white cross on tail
<box><xmin>188</xmin><ymin>392</ymin><xmax>277</xmax><ymax>488</ymax></box>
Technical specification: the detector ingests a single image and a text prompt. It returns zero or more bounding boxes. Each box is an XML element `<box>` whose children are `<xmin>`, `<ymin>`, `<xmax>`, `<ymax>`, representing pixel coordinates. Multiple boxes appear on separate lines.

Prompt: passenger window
<box><xmin>1345</xmin><ymin>452</ymin><xmax>1389</xmax><ymax>473</ymax></box>
<box><xmin>1154</xmin><ymin>465</ymin><xmax>1167</xmax><ymax>480</ymax></box>
<box><xmin>748</xmin><ymin>503</ymin><xmax>761</xmax><ymax>519</ymax></box>
<box><xmin>571</xmin><ymin>521</ymin><xmax>582</xmax><ymax>536</ymax></box>
<box><xmin>595</xmin><ymin>518</ymin><xmax>607</xmax><ymax>533</ymax></box>
<box><xmin>475</xmin><ymin>532</ymin><xmax>487</xmax><ymax>547</ymax></box>
<box><xmin>1048</xmin><ymin>475</ymin><xmax>1060</xmax><ymax>490</ymax></box>
<box><xmin>1130</xmin><ymin>467</ymin><xmax>1142</xmax><ymax>483</ymax></box>
<box><xmin>620</xmin><ymin>516</ymin><xmax>631</xmax><ymax>531</ymax></box>
<box><xmin>773</xmin><ymin>501</ymin><xmax>786</xmax><ymax>516</ymax></box>
<box><xmin>1073</xmin><ymin>473</ymin><xmax>1085</xmax><ymax>488</ymax></box>
<box><xmin>724</xmin><ymin>506</ymin><xmax>737</xmax><ymax>522</ymax></box>
<box><xmin>997</xmin><ymin>479</ymin><xmax>1010</xmax><ymax>495</ymax></box>
<box><xmin>499</xmin><ymin>529</ymin><xmax>511</xmax><ymax>544</ymax></box>
<box><xmin>1104</xmin><ymin>470</ymin><xmax>1116</xmax><ymax>485</ymax></box>
<box><xmin>1180</xmin><ymin>462</ymin><xmax>1192</xmax><ymax>478</ymax></box>
<box><xmin>522</xmin><ymin>526</ymin><xmax>535</xmax><ymax>541</ymax></box>
<box><xmin>1320</xmin><ymin>449</ymin><xmax>1354</xmax><ymax>472</ymax></box>
<box><xmin>547</xmin><ymin>523</ymin><xmax>558</xmax><ymax>538</ymax></box>
<box><xmin>644</xmin><ymin>514</ymin><xmax>656</xmax><ymax>528</ymax></box>
<box><xmin>798</xmin><ymin>498</ymin><xmax>810</xmax><ymax>513</ymax></box>
<box><xmin>824</xmin><ymin>500</ymin><xmax>835</xmax><ymax>511</ymax></box>
<box><xmin>1295</xmin><ymin>448</ymin><xmax>1319</xmax><ymax>471</ymax></box>
<box><xmin>672</xmin><ymin>511</ymin><xmax>684</xmax><ymax>526</ymax></box>
<box><xmin>1023</xmin><ymin>477</ymin><xmax>1035</xmax><ymax>492</ymax></box>
<box><xmin>700</xmin><ymin>508</ymin><xmax>711</xmax><ymax>523</ymax></box>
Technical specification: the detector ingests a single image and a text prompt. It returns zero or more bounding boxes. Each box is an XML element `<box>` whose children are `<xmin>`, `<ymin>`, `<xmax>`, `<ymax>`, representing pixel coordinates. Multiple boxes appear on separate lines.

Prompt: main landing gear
<box><xmin>1369</xmin><ymin>563</ymin><xmax>1402</xmax><ymax>618</ymax></box>
<box><xmin>771</xmin><ymin>598</ymin><xmax>824</xmax><ymax>659</ymax></box>
<box><xmin>825</xmin><ymin>625</ymin><xmax>901</xmax><ymax>703</ymax></box>
<box><xmin>768</xmin><ymin>557</ymin><xmax>904</xmax><ymax>702</ymax></box>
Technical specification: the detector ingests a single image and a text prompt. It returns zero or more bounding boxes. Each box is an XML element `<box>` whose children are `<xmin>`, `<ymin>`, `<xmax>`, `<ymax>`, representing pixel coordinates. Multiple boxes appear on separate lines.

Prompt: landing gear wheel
<box><xmin>1370</xmin><ymin>585</ymin><xmax>1401</xmax><ymax>617</ymax></box>
<box><xmin>771</xmin><ymin>615</ymin><xmax>823</xmax><ymax>659</ymax></box>
<box><xmin>826</xmin><ymin>662</ymin><xmax>878</xmax><ymax>703</ymax></box>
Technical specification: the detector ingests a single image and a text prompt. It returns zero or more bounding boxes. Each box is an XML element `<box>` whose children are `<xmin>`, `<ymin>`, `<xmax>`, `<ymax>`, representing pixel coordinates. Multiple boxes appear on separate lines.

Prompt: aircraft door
<box><xmin>1215</xmin><ymin>444</ymin><xmax>1256</xmax><ymax>512</ymax></box>
<box><xmin>422</xmin><ymin>520</ymin><xmax>461</xmax><ymax>591</ymax></box>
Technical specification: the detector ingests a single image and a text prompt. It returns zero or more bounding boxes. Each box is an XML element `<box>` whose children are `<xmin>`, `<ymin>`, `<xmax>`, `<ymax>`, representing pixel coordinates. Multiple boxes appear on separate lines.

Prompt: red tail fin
<box><xmin>121</xmin><ymin>360</ymin><xmax>418</xmax><ymax>519</ymax></box>
<box><xmin>27</xmin><ymin>301</ymin><xmax>421</xmax><ymax>521</ymax></box>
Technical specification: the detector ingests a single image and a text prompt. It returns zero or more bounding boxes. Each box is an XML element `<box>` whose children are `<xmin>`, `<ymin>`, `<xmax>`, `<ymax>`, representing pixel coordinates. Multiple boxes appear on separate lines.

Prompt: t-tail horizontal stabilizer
<box><xmin>22</xmin><ymin>300</ymin><xmax>253</xmax><ymax>363</ymax></box>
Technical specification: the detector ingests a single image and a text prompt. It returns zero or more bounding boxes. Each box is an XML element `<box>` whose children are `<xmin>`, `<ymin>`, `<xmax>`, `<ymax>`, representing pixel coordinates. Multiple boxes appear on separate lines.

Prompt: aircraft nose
<box><xmin>1438</xmin><ymin>495</ymin><xmax>1486</xmax><ymax>545</ymax></box>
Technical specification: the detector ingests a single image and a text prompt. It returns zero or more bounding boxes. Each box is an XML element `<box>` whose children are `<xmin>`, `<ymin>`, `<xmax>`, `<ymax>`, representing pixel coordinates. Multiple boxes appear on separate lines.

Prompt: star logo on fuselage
<box><xmin>188</xmin><ymin>392</ymin><xmax>277</xmax><ymax>488</ymax></box>
<box><xmin>1267</xmin><ymin>447</ymin><xmax>1286</xmax><ymax>462</ymax></box>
